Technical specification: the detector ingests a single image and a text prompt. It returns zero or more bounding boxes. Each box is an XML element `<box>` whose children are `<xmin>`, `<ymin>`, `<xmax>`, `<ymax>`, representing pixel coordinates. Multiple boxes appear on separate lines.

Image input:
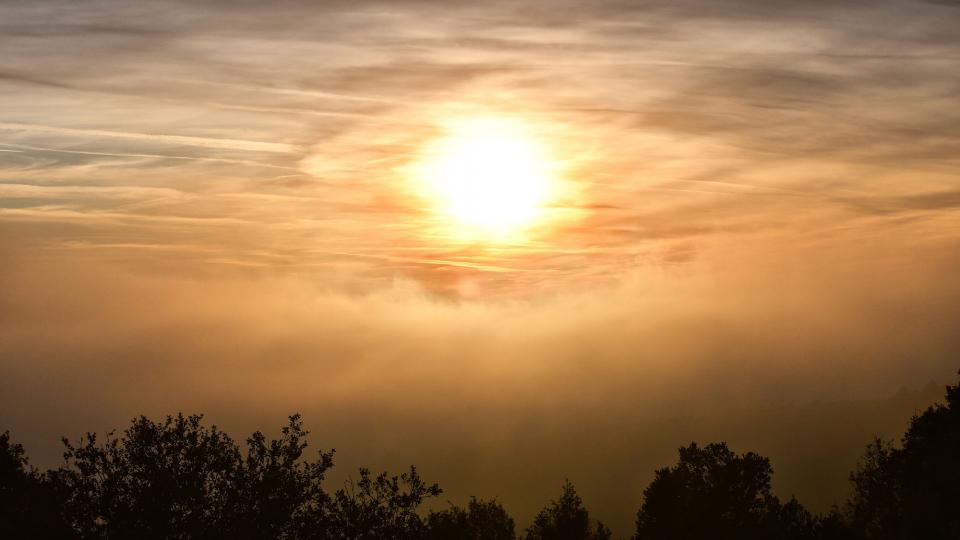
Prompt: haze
<box><xmin>1</xmin><ymin>0</ymin><xmax>959</xmax><ymax>535</ymax></box>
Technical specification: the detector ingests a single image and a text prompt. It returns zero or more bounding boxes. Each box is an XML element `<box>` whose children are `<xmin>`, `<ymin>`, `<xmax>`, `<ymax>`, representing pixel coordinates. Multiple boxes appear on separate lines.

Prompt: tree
<box><xmin>0</xmin><ymin>431</ymin><xmax>75</xmax><ymax>538</ymax></box>
<box><xmin>526</xmin><ymin>481</ymin><xmax>611</xmax><ymax>540</ymax></box>
<box><xmin>846</xmin><ymin>439</ymin><xmax>900</xmax><ymax>539</ymax></box>
<box><xmin>227</xmin><ymin>414</ymin><xmax>334</xmax><ymax>539</ymax></box>
<box><xmin>633</xmin><ymin>442</ymin><xmax>809</xmax><ymax>540</ymax></box>
<box><xmin>0</xmin><ymin>430</ymin><xmax>33</xmax><ymax>531</ymax></box>
<box><xmin>324</xmin><ymin>466</ymin><xmax>442</xmax><ymax>540</ymax></box>
<box><xmin>846</xmin><ymin>373</ymin><xmax>960</xmax><ymax>539</ymax></box>
<box><xmin>425</xmin><ymin>497</ymin><xmax>516</xmax><ymax>540</ymax></box>
<box><xmin>49</xmin><ymin>413</ymin><xmax>334</xmax><ymax>539</ymax></box>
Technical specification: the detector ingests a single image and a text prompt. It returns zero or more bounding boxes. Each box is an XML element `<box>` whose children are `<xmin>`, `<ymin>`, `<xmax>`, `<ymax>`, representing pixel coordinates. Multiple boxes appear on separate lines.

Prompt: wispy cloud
<box><xmin>0</xmin><ymin>122</ymin><xmax>297</xmax><ymax>153</ymax></box>
<box><xmin>0</xmin><ymin>143</ymin><xmax>299</xmax><ymax>170</ymax></box>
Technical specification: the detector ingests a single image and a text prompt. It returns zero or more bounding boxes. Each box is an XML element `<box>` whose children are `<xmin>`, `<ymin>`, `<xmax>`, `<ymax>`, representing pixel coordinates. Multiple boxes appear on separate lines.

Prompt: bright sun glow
<box><xmin>413</xmin><ymin>117</ymin><xmax>558</xmax><ymax>239</ymax></box>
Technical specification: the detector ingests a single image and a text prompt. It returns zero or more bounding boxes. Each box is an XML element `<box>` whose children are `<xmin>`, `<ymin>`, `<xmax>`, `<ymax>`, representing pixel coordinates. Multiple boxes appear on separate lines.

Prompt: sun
<box><xmin>412</xmin><ymin>117</ymin><xmax>558</xmax><ymax>239</ymax></box>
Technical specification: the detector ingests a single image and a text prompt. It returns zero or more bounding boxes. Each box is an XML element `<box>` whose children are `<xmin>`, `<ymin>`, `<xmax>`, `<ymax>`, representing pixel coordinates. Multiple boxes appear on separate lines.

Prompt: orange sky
<box><xmin>1</xmin><ymin>0</ymin><xmax>959</xmax><ymax>534</ymax></box>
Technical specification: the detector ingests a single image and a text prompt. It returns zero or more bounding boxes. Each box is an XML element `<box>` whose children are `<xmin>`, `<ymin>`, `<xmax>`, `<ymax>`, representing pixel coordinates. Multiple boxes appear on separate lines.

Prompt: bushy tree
<box><xmin>846</xmin><ymin>439</ymin><xmax>899</xmax><ymax>539</ymax></box>
<box><xmin>324</xmin><ymin>466</ymin><xmax>442</xmax><ymax>540</ymax></box>
<box><xmin>227</xmin><ymin>414</ymin><xmax>334</xmax><ymax>539</ymax></box>
<box><xmin>846</xmin><ymin>374</ymin><xmax>960</xmax><ymax>539</ymax></box>
<box><xmin>0</xmin><ymin>431</ymin><xmax>75</xmax><ymax>538</ymax></box>
<box><xmin>425</xmin><ymin>497</ymin><xmax>516</xmax><ymax>540</ymax></box>
<box><xmin>633</xmin><ymin>442</ymin><xmax>814</xmax><ymax>540</ymax></box>
<box><xmin>50</xmin><ymin>413</ymin><xmax>333</xmax><ymax>539</ymax></box>
<box><xmin>526</xmin><ymin>481</ymin><xmax>611</xmax><ymax>540</ymax></box>
<box><xmin>0</xmin><ymin>430</ymin><xmax>34</xmax><ymax>529</ymax></box>
<box><xmin>4</xmin><ymin>413</ymin><xmax>450</xmax><ymax>539</ymax></box>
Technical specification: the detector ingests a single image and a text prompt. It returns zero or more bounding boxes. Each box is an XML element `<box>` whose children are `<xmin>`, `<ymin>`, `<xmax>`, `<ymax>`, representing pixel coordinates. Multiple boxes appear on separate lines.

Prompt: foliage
<box><xmin>634</xmin><ymin>441</ymin><xmax>789</xmax><ymax>540</ymax></box>
<box><xmin>324</xmin><ymin>466</ymin><xmax>442</xmax><ymax>540</ymax></box>
<box><xmin>0</xmin><ymin>430</ymin><xmax>75</xmax><ymax>538</ymax></box>
<box><xmin>0</xmin><ymin>430</ymin><xmax>31</xmax><ymax>524</ymax></box>
<box><xmin>525</xmin><ymin>481</ymin><xmax>611</xmax><ymax>540</ymax></box>
<box><xmin>425</xmin><ymin>497</ymin><xmax>516</xmax><ymax>540</ymax></box>
<box><xmin>48</xmin><ymin>413</ymin><xmax>335</xmax><ymax>539</ymax></box>
<box><xmin>846</xmin><ymin>374</ymin><xmax>960</xmax><ymax>539</ymax></box>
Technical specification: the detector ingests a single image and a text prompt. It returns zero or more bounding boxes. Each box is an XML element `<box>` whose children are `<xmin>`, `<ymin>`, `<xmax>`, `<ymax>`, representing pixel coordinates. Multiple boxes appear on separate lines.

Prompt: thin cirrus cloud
<box><xmin>0</xmin><ymin>122</ymin><xmax>296</xmax><ymax>153</ymax></box>
<box><xmin>2</xmin><ymin>0</ymin><xmax>957</xmax><ymax>322</ymax></box>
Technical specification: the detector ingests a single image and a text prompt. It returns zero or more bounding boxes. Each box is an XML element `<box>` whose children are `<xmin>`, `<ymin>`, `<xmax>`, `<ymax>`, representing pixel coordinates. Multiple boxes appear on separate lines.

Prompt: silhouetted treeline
<box><xmin>3</xmin><ymin>373</ymin><xmax>959</xmax><ymax>539</ymax></box>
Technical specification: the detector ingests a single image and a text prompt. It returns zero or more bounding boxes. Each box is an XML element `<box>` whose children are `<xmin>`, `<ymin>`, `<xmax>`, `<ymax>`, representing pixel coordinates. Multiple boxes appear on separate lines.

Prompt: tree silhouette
<box><xmin>323</xmin><ymin>466</ymin><xmax>442</xmax><ymax>540</ymax></box>
<box><xmin>37</xmin><ymin>412</ymin><xmax>448</xmax><ymax>539</ymax></box>
<box><xmin>227</xmin><ymin>414</ymin><xmax>334</xmax><ymax>539</ymax></box>
<box><xmin>846</xmin><ymin>373</ymin><xmax>960</xmax><ymax>539</ymax></box>
<box><xmin>846</xmin><ymin>439</ymin><xmax>900</xmax><ymax>539</ymax></box>
<box><xmin>525</xmin><ymin>481</ymin><xmax>611</xmax><ymax>540</ymax></box>
<box><xmin>0</xmin><ymin>430</ymin><xmax>34</xmax><ymax>533</ymax></box>
<box><xmin>49</xmin><ymin>413</ymin><xmax>335</xmax><ymax>539</ymax></box>
<box><xmin>633</xmin><ymin>442</ymin><xmax>817</xmax><ymax>540</ymax></box>
<box><xmin>1</xmin><ymin>431</ymin><xmax>75</xmax><ymax>538</ymax></box>
<box><xmin>425</xmin><ymin>497</ymin><xmax>516</xmax><ymax>540</ymax></box>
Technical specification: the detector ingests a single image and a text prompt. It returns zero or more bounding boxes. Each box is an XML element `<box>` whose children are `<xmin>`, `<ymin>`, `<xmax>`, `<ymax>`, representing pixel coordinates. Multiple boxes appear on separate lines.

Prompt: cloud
<box><xmin>0</xmin><ymin>123</ymin><xmax>296</xmax><ymax>153</ymax></box>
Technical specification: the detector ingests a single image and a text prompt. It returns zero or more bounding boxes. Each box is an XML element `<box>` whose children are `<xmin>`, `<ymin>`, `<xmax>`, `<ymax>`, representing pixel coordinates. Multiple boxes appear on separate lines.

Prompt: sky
<box><xmin>1</xmin><ymin>0</ymin><xmax>959</xmax><ymax>534</ymax></box>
